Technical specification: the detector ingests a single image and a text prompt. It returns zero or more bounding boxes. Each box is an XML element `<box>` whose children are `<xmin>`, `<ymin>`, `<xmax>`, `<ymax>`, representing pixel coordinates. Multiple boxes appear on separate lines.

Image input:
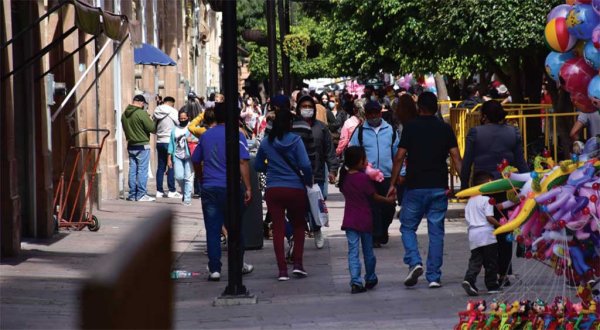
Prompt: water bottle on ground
<box><xmin>171</xmin><ymin>270</ymin><xmax>199</xmax><ymax>279</ymax></box>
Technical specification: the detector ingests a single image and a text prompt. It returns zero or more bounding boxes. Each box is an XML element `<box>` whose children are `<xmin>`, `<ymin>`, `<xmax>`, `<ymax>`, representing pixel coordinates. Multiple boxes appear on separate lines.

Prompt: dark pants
<box><xmin>265</xmin><ymin>187</ymin><xmax>308</xmax><ymax>273</ymax></box>
<box><xmin>464</xmin><ymin>243</ymin><xmax>499</xmax><ymax>290</ymax></box>
<box><xmin>372</xmin><ymin>178</ymin><xmax>396</xmax><ymax>244</ymax></box>
<box><xmin>156</xmin><ymin>143</ymin><xmax>175</xmax><ymax>193</ymax></box>
<box><xmin>492</xmin><ymin>192</ymin><xmax>513</xmax><ymax>277</ymax></box>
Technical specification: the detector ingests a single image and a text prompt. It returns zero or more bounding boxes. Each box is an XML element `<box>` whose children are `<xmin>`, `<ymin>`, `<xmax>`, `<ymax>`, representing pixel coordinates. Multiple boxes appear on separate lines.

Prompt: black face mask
<box><xmin>180</xmin><ymin>120</ymin><xmax>189</xmax><ymax>126</ymax></box>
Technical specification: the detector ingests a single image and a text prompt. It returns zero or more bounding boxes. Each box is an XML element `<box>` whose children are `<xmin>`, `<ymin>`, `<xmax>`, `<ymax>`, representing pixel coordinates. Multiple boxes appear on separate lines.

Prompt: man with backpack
<box><xmin>153</xmin><ymin>96</ymin><xmax>182</xmax><ymax>199</ymax></box>
<box><xmin>349</xmin><ymin>101</ymin><xmax>398</xmax><ymax>247</ymax></box>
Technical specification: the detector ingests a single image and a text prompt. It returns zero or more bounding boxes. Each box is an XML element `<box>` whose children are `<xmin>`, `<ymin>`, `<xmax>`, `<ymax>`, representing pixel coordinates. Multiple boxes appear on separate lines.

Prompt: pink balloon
<box><xmin>365</xmin><ymin>163</ymin><xmax>384</xmax><ymax>182</ymax></box>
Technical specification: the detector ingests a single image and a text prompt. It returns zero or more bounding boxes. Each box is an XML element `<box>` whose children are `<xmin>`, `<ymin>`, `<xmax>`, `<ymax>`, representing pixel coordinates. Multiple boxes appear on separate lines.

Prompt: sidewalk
<box><xmin>1</xmin><ymin>186</ymin><xmax>502</xmax><ymax>329</ymax></box>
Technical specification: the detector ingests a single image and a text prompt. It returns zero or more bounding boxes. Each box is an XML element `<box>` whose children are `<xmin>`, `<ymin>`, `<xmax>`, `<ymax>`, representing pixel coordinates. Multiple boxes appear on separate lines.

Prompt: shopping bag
<box><xmin>306</xmin><ymin>184</ymin><xmax>329</xmax><ymax>227</ymax></box>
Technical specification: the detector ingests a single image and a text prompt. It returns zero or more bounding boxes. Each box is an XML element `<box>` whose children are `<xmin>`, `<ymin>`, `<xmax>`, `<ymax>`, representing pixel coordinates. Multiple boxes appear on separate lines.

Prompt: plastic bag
<box><xmin>306</xmin><ymin>184</ymin><xmax>329</xmax><ymax>227</ymax></box>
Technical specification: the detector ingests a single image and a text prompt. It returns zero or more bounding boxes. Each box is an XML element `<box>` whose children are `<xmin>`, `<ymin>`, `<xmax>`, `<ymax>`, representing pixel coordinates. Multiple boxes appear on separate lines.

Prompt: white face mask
<box><xmin>301</xmin><ymin>108</ymin><xmax>315</xmax><ymax>118</ymax></box>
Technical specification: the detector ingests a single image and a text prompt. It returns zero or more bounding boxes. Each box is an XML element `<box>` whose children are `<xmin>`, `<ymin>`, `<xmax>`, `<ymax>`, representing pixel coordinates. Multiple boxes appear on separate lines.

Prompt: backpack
<box><xmin>356</xmin><ymin>124</ymin><xmax>397</xmax><ymax>158</ymax></box>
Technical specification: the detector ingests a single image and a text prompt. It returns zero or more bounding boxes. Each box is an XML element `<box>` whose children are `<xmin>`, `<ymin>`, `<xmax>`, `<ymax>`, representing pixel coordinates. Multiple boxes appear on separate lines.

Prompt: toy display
<box><xmin>454</xmin><ymin>138</ymin><xmax>600</xmax><ymax>329</ymax></box>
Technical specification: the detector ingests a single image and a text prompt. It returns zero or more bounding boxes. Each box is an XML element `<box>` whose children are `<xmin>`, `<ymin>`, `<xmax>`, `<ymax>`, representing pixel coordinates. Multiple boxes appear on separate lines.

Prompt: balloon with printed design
<box><xmin>566</xmin><ymin>4</ymin><xmax>600</xmax><ymax>40</ymax></box>
<box><xmin>584</xmin><ymin>40</ymin><xmax>600</xmax><ymax>69</ymax></box>
<box><xmin>587</xmin><ymin>75</ymin><xmax>600</xmax><ymax>109</ymax></box>
<box><xmin>546</xmin><ymin>17</ymin><xmax>578</xmax><ymax>52</ymax></box>
<box><xmin>548</xmin><ymin>4</ymin><xmax>573</xmax><ymax>22</ymax></box>
<box><xmin>593</xmin><ymin>0</ymin><xmax>600</xmax><ymax>15</ymax></box>
<box><xmin>545</xmin><ymin>51</ymin><xmax>576</xmax><ymax>82</ymax></box>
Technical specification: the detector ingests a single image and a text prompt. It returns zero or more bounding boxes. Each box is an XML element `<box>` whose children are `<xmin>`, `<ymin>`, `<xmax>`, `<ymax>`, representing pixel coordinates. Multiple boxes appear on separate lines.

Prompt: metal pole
<box><xmin>277</xmin><ymin>0</ymin><xmax>290</xmax><ymax>95</ymax></box>
<box><xmin>222</xmin><ymin>0</ymin><xmax>247</xmax><ymax>297</ymax></box>
<box><xmin>265</xmin><ymin>0</ymin><xmax>278</xmax><ymax>96</ymax></box>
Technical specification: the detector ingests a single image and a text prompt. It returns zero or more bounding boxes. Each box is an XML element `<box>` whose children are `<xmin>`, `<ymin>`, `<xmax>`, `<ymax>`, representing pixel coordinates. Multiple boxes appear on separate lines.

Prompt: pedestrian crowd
<box><xmin>120</xmin><ymin>82</ymin><xmax>530</xmax><ymax>295</ymax></box>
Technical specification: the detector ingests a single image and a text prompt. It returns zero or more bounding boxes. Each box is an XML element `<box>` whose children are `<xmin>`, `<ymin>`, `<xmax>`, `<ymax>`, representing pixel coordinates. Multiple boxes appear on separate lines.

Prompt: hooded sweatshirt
<box><xmin>153</xmin><ymin>104</ymin><xmax>179</xmax><ymax>143</ymax></box>
<box><xmin>121</xmin><ymin>105</ymin><xmax>156</xmax><ymax>146</ymax></box>
<box><xmin>255</xmin><ymin>132</ymin><xmax>313</xmax><ymax>190</ymax></box>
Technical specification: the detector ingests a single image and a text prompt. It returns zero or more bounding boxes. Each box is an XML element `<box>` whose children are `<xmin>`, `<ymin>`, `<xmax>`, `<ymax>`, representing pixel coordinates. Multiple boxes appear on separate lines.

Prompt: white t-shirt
<box><xmin>577</xmin><ymin>111</ymin><xmax>600</xmax><ymax>138</ymax></box>
<box><xmin>465</xmin><ymin>195</ymin><xmax>496</xmax><ymax>250</ymax></box>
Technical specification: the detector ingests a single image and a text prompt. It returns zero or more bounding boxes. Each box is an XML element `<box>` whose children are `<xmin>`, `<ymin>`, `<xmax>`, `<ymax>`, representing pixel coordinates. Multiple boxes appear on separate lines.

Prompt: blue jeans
<box><xmin>346</xmin><ymin>230</ymin><xmax>377</xmax><ymax>286</ymax></box>
<box><xmin>201</xmin><ymin>186</ymin><xmax>245</xmax><ymax>273</ymax></box>
<box><xmin>173</xmin><ymin>157</ymin><xmax>193</xmax><ymax>203</ymax></box>
<box><xmin>400</xmin><ymin>188</ymin><xmax>448</xmax><ymax>283</ymax></box>
<box><xmin>127</xmin><ymin>148</ymin><xmax>150</xmax><ymax>200</ymax></box>
<box><xmin>156</xmin><ymin>143</ymin><xmax>175</xmax><ymax>193</ymax></box>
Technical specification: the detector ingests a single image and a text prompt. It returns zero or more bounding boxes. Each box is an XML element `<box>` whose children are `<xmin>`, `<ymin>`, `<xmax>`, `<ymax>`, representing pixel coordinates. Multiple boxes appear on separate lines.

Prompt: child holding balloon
<box><xmin>462</xmin><ymin>171</ymin><xmax>503</xmax><ymax>296</ymax></box>
<box><xmin>338</xmin><ymin>146</ymin><xmax>395</xmax><ymax>294</ymax></box>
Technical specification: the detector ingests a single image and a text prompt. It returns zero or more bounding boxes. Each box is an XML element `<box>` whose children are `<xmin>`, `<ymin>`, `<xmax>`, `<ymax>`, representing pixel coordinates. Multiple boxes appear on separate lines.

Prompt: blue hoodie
<box><xmin>255</xmin><ymin>132</ymin><xmax>313</xmax><ymax>190</ymax></box>
<box><xmin>348</xmin><ymin>119</ymin><xmax>399</xmax><ymax>178</ymax></box>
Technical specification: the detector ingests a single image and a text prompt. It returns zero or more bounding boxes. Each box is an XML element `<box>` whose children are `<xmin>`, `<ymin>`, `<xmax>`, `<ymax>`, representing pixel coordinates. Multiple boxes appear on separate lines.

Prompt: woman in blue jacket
<box><xmin>255</xmin><ymin>109</ymin><xmax>313</xmax><ymax>281</ymax></box>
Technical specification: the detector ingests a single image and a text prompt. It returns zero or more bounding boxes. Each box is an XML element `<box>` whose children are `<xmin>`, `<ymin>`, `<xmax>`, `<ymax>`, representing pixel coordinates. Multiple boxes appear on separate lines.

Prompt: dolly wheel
<box><xmin>88</xmin><ymin>215</ymin><xmax>100</xmax><ymax>232</ymax></box>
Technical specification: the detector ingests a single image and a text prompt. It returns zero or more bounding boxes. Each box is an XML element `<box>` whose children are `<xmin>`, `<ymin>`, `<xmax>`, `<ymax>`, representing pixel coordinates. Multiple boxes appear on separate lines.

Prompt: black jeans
<box><xmin>372</xmin><ymin>178</ymin><xmax>396</xmax><ymax>244</ymax></box>
<box><xmin>464</xmin><ymin>243</ymin><xmax>499</xmax><ymax>290</ymax></box>
<box><xmin>491</xmin><ymin>192</ymin><xmax>513</xmax><ymax>277</ymax></box>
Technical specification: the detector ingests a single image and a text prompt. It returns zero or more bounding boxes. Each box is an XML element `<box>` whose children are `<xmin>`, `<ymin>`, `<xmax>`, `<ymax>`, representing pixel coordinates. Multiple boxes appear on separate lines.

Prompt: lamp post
<box><xmin>266</xmin><ymin>0</ymin><xmax>278</xmax><ymax>95</ymax></box>
<box><xmin>278</xmin><ymin>0</ymin><xmax>290</xmax><ymax>95</ymax></box>
<box><xmin>209</xmin><ymin>0</ymin><xmax>257</xmax><ymax>305</ymax></box>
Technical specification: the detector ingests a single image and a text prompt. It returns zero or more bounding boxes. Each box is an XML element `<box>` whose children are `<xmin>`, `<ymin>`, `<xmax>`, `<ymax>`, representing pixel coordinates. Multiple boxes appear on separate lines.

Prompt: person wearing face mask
<box><xmin>296</xmin><ymin>95</ymin><xmax>339</xmax><ymax>249</ymax></box>
<box><xmin>167</xmin><ymin>111</ymin><xmax>194</xmax><ymax>206</ymax></box>
<box><xmin>121</xmin><ymin>94</ymin><xmax>157</xmax><ymax>202</ymax></box>
<box><xmin>153</xmin><ymin>96</ymin><xmax>181</xmax><ymax>199</ymax></box>
<box><xmin>458</xmin><ymin>100</ymin><xmax>528</xmax><ymax>286</ymax></box>
<box><xmin>328</xmin><ymin>95</ymin><xmax>348</xmax><ymax>153</ymax></box>
<box><xmin>348</xmin><ymin>101</ymin><xmax>399</xmax><ymax>248</ymax></box>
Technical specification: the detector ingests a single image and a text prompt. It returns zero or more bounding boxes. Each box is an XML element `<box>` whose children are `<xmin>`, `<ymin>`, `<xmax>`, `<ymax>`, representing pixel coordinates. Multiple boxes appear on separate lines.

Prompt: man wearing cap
<box><xmin>121</xmin><ymin>95</ymin><xmax>157</xmax><ymax>202</ymax></box>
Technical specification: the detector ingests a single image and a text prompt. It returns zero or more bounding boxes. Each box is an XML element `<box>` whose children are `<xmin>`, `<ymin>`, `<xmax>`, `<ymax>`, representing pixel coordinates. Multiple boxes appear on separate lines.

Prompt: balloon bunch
<box><xmin>545</xmin><ymin>1</ymin><xmax>600</xmax><ymax>112</ymax></box>
<box><xmin>455</xmin><ymin>293</ymin><xmax>598</xmax><ymax>330</ymax></box>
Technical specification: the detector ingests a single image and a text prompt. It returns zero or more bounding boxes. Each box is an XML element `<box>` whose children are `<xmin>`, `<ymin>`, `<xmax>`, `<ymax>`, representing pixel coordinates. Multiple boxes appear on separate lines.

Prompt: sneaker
<box><xmin>137</xmin><ymin>195</ymin><xmax>156</xmax><ymax>202</ymax></box>
<box><xmin>499</xmin><ymin>276</ymin><xmax>511</xmax><ymax>287</ymax></box>
<box><xmin>365</xmin><ymin>278</ymin><xmax>379</xmax><ymax>290</ymax></box>
<box><xmin>208</xmin><ymin>272</ymin><xmax>220</xmax><ymax>281</ymax></box>
<box><xmin>487</xmin><ymin>287</ymin><xmax>502</xmax><ymax>294</ymax></box>
<box><xmin>314</xmin><ymin>230</ymin><xmax>325</xmax><ymax>249</ymax></box>
<box><xmin>242</xmin><ymin>263</ymin><xmax>254</xmax><ymax>275</ymax></box>
<box><xmin>292</xmin><ymin>267</ymin><xmax>308</xmax><ymax>278</ymax></box>
<box><xmin>156</xmin><ymin>191</ymin><xmax>164</xmax><ymax>198</ymax></box>
<box><xmin>278</xmin><ymin>271</ymin><xmax>290</xmax><ymax>281</ymax></box>
<box><xmin>462</xmin><ymin>281</ymin><xmax>479</xmax><ymax>296</ymax></box>
<box><xmin>193</xmin><ymin>193</ymin><xmax>201</xmax><ymax>199</ymax></box>
<box><xmin>351</xmin><ymin>284</ymin><xmax>367</xmax><ymax>294</ymax></box>
<box><xmin>429</xmin><ymin>281</ymin><xmax>442</xmax><ymax>289</ymax></box>
<box><xmin>126</xmin><ymin>196</ymin><xmax>136</xmax><ymax>201</ymax></box>
<box><xmin>182</xmin><ymin>201</ymin><xmax>192</xmax><ymax>206</ymax></box>
<box><xmin>167</xmin><ymin>191</ymin><xmax>182</xmax><ymax>199</ymax></box>
<box><xmin>404</xmin><ymin>265</ymin><xmax>423</xmax><ymax>287</ymax></box>
<box><xmin>286</xmin><ymin>236</ymin><xmax>294</xmax><ymax>264</ymax></box>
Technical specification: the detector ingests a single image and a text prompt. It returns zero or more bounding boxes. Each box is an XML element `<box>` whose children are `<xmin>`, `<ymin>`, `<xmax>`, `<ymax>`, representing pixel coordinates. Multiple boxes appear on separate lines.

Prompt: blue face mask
<box><xmin>328</xmin><ymin>101</ymin><xmax>335</xmax><ymax>109</ymax></box>
<box><xmin>370</xmin><ymin>95</ymin><xmax>377</xmax><ymax>102</ymax></box>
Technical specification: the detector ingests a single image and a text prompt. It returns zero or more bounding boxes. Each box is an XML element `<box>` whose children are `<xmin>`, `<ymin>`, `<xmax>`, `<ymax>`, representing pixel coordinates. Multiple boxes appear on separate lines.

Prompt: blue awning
<box><xmin>134</xmin><ymin>43</ymin><xmax>176</xmax><ymax>66</ymax></box>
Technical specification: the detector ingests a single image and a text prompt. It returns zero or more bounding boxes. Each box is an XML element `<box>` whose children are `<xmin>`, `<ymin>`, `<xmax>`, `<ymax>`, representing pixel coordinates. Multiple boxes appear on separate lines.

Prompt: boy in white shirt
<box><xmin>462</xmin><ymin>171</ymin><xmax>502</xmax><ymax>296</ymax></box>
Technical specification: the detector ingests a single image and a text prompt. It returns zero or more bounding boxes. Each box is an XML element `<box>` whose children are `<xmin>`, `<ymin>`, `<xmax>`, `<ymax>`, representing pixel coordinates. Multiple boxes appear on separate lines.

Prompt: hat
<box><xmin>496</xmin><ymin>84</ymin><xmax>508</xmax><ymax>94</ymax></box>
<box><xmin>188</xmin><ymin>91</ymin><xmax>197</xmax><ymax>99</ymax></box>
<box><xmin>271</xmin><ymin>95</ymin><xmax>290</xmax><ymax>110</ymax></box>
<box><xmin>133</xmin><ymin>94</ymin><xmax>147</xmax><ymax>104</ymax></box>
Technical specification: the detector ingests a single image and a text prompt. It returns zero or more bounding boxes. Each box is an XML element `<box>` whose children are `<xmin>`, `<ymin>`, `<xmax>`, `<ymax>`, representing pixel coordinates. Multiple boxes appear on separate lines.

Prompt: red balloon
<box><xmin>571</xmin><ymin>91</ymin><xmax>597</xmax><ymax>113</ymax></box>
<box><xmin>593</xmin><ymin>183</ymin><xmax>600</xmax><ymax>190</ymax></box>
<box><xmin>560</xmin><ymin>57</ymin><xmax>596</xmax><ymax>94</ymax></box>
<box><xmin>590</xmin><ymin>195</ymin><xmax>598</xmax><ymax>203</ymax></box>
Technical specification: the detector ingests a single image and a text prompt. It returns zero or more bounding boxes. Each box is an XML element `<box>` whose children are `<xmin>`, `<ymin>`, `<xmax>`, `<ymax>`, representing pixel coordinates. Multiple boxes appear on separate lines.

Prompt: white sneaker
<box><xmin>314</xmin><ymin>230</ymin><xmax>325</xmax><ymax>249</ymax></box>
<box><xmin>137</xmin><ymin>195</ymin><xmax>156</xmax><ymax>202</ymax></box>
<box><xmin>167</xmin><ymin>191</ymin><xmax>182</xmax><ymax>199</ymax></box>
<box><xmin>429</xmin><ymin>281</ymin><xmax>442</xmax><ymax>289</ymax></box>
<box><xmin>242</xmin><ymin>262</ymin><xmax>254</xmax><ymax>275</ymax></box>
<box><xmin>156</xmin><ymin>191</ymin><xmax>164</xmax><ymax>198</ymax></box>
<box><xmin>208</xmin><ymin>272</ymin><xmax>220</xmax><ymax>281</ymax></box>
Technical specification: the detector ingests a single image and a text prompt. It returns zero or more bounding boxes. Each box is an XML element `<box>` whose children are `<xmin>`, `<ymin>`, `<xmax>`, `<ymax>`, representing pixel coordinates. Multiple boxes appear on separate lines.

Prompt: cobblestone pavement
<box><xmin>1</xmin><ymin>185</ymin><xmax>541</xmax><ymax>329</ymax></box>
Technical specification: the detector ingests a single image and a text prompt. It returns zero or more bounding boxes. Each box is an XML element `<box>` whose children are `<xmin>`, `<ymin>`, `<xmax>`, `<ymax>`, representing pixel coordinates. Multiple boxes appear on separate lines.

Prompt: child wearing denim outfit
<box><xmin>461</xmin><ymin>171</ymin><xmax>502</xmax><ymax>296</ymax></box>
<box><xmin>339</xmin><ymin>146</ymin><xmax>395</xmax><ymax>293</ymax></box>
<box><xmin>167</xmin><ymin>111</ymin><xmax>193</xmax><ymax>205</ymax></box>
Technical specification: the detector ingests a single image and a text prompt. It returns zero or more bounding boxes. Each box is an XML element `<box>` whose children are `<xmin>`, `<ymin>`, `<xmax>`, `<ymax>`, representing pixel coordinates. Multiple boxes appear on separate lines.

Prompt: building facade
<box><xmin>0</xmin><ymin>0</ymin><xmax>222</xmax><ymax>257</ymax></box>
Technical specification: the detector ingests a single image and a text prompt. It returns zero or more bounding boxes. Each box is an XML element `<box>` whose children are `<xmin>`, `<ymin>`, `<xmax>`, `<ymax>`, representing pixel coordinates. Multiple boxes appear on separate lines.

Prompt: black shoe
<box><xmin>487</xmin><ymin>287</ymin><xmax>502</xmax><ymax>294</ymax></box>
<box><xmin>292</xmin><ymin>266</ymin><xmax>308</xmax><ymax>278</ymax></box>
<box><xmin>351</xmin><ymin>284</ymin><xmax>367</xmax><ymax>294</ymax></box>
<box><xmin>499</xmin><ymin>277</ymin><xmax>511</xmax><ymax>287</ymax></box>
<box><xmin>380</xmin><ymin>232</ymin><xmax>389</xmax><ymax>245</ymax></box>
<box><xmin>373</xmin><ymin>242</ymin><xmax>382</xmax><ymax>248</ymax></box>
<box><xmin>462</xmin><ymin>281</ymin><xmax>479</xmax><ymax>296</ymax></box>
<box><xmin>404</xmin><ymin>265</ymin><xmax>423</xmax><ymax>287</ymax></box>
<box><xmin>365</xmin><ymin>278</ymin><xmax>378</xmax><ymax>290</ymax></box>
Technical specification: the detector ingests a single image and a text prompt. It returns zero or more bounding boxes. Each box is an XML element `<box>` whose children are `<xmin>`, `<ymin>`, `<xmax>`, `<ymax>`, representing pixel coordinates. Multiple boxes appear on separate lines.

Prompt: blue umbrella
<box><xmin>134</xmin><ymin>43</ymin><xmax>176</xmax><ymax>66</ymax></box>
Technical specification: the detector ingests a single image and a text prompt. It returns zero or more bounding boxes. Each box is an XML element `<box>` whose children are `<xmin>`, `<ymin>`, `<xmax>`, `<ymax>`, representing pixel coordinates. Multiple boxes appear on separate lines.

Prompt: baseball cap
<box><xmin>188</xmin><ymin>91</ymin><xmax>197</xmax><ymax>99</ymax></box>
<box><xmin>133</xmin><ymin>94</ymin><xmax>147</xmax><ymax>104</ymax></box>
<box><xmin>496</xmin><ymin>84</ymin><xmax>508</xmax><ymax>94</ymax></box>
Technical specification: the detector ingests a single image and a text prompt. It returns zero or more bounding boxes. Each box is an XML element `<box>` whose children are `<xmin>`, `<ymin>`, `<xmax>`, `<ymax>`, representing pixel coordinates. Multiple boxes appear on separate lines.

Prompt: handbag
<box><xmin>273</xmin><ymin>147</ymin><xmax>329</xmax><ymax>227</ymax></box>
